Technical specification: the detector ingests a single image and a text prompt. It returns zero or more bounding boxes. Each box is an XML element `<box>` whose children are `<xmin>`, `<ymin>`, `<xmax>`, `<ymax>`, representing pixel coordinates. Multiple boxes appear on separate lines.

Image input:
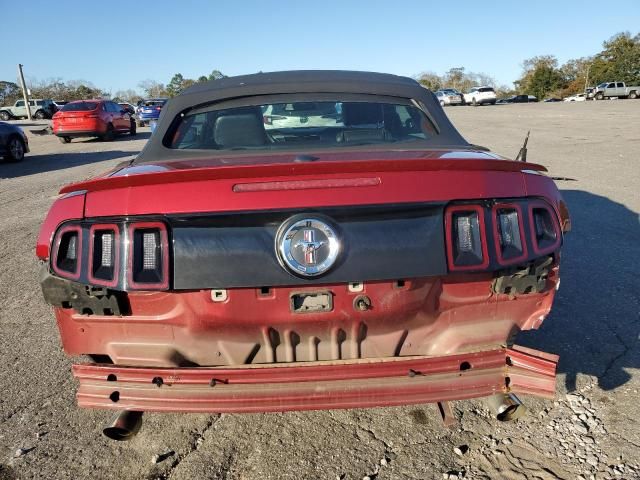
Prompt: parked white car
<box><xmin>463</xmin><ymin>86</ymin><xmax>497</xmax><ymax>106</ymax></box>
<box><xmin>563</xmin><ymin>93</ymin><xmax>586</xmax><ymax>102</ymax></box>
<box><xmin>435</xmin><ymin>89</ymin><xmax>463</xmax><ymax>106</ymax></box>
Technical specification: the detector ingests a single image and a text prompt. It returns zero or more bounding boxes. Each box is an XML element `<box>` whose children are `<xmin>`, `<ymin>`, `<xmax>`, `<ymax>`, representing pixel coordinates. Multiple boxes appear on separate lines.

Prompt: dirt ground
<box><xmin>1</xmin><ymin>101</ymin><xmax>638</xmax><ymax>480</ymax></box>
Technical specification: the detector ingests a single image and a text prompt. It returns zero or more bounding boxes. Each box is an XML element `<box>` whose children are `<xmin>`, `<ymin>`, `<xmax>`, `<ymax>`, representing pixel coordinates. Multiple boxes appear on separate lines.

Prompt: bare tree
<box><xmin>113</xmin><ymin>89</ymin><xmax>143</xmax><ymax>104</ymax></box>
<box><xmin>138</xmin><ymin>79</ymin><xmax>167</xmax><ymax>98</ymax></box>
<box><xmin>415</xmin><ymin>72</ymin><xmax>443</xmax><ymax>91</ymax></box>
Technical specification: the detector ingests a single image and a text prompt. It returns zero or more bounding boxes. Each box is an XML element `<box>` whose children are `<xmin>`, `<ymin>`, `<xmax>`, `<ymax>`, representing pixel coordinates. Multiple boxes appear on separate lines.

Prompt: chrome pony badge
<box><xmin>276</xmin><ymin>216</ymin><xmax>341</xmax><ymax>277</ymax></box>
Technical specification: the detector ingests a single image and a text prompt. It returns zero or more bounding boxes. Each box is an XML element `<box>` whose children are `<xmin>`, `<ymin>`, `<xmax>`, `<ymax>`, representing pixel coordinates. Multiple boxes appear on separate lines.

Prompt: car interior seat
<box><xmin>213</xmin><ymin>107</ymin><xmax>267</xmax><ymax>148</ymax></box>
<box><xmin>337</xmin><ymin>102</ymin><xmax>389</xmax><ymax>143</ymax></box>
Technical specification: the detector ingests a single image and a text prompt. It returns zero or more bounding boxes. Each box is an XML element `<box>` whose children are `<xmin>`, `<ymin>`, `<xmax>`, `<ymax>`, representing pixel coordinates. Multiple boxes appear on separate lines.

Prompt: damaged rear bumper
<box><xmin>72</xmin><ymin>345</ymin><xmax>557</xmax><ymax>413</ymax></box>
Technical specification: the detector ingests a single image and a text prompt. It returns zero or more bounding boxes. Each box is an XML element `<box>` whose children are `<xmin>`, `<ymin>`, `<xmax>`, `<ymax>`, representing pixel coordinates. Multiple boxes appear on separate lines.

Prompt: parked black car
<box><xmin>503</xmin><ymin>95</ymin><xmax>538</xmax><ymax>103</ymax></box>
<box><xmin>0</xmin><ymin>122</ymin><xmax>29</xmax><ymax>162</ymax></box>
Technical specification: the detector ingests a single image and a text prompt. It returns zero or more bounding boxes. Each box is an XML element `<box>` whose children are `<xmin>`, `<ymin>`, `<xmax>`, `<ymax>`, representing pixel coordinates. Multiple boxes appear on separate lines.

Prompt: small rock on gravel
<box><xmin>13</xmin><ymin>447</ymin><xmax>34</xmax><ymax>458</ymax></box>
<box><xmin>443</xmin><ymin>471</ymin><xmax>464</xmax><ymax>479</ymax></box>
<box><xmin>454</xmin><ymin>445</ymin><xmax>469</xmax><ymax>456</ymax></box>
<box><xmin>151</xmin><ymin>451</ymin><xmax>175</xmax><ymax>464</ymax></box>
<box><xmin>573</xmin><ymin>423</ymin><xmax>589</xmax><ymax>435</ymax></box>
<box><xmin>586</xmin><ymin>454</ymin><xmax>599</xmax><ymax>467</ymax></box>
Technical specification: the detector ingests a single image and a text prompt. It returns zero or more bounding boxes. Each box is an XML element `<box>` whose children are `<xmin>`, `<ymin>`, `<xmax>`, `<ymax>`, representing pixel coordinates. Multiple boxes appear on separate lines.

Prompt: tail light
<box><xmin>127</xmin><ymin>222</ymin><xmax>169</xmax><ymax>290</ymax></box>
<box><xmin>445</xmin><ymin>205</ymin><xmax>489</xmax><ymax>271</ymax></box>
<box><xmin>88</xmin><ymin>224</ymin><xmax>119</xmax><ymax>286</ymax></box>
<box><xmin>156</xmin><ymin>106</ymin><xmax>162</xmax><ymax>111</ymax></box>
<box><xmin>529</xmin><ymin>203</ymin><xmax>561</xmax><ymax>255</ymax></box>
<box><xmin>52</xmin><ymin>224</ymin><xmax>82</xmax><ymax>280</ymax></box>
<box><xmin>492</xmin><ymin>204</ymin><xmax>527</xmax><ymax>265</ymax></box>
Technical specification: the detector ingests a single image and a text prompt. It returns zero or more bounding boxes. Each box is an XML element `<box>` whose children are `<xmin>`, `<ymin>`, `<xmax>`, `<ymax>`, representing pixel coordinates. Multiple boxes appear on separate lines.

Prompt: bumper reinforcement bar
<box><xmin>72</xmin><ymin>345</ymin><xmax>558</xmax><ymax>413</ymax></box>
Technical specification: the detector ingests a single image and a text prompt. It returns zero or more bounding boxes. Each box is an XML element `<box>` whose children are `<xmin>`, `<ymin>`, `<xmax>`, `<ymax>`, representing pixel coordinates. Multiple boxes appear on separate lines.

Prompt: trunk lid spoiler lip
<box><xmin>60</xmin><ymin>156</ymin><xmax>546</xmax><ymax>195</ymax></box>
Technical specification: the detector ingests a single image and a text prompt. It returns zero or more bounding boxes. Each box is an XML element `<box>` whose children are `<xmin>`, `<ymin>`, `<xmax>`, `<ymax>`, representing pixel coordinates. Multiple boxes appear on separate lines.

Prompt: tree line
<box><xmin>2</xmin><ymin>31</ymin><xmax>638</xmax><ymax>106</ymax></box>
<box><xmin>417</xmin><ymin>31</ymin><xmax>640</xmax><ymax>100</ymax></box>
<box><xmin>132</xmin><ymin>70</ymin><xmax>227</xmax><ymax>101</ymax></box>
<box><xmin>0</xmin><ymin>70</ymin><xmax>228</xmax><ymax>107</ymax></box>
<box><xmin>0</xmin><ymin>78</ymin><xmax>106</xmax><ymax>106</ymax></box>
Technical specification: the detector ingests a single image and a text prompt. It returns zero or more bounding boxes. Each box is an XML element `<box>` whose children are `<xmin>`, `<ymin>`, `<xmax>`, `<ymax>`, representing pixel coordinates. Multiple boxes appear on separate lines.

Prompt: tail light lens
<box><xmin>445</xmin><ymin>205</ymin><xmax>489</xmax><ymax>271</ymax></box>
<box><xmin>52</xmin><ymin>224</ymin><xmax>82</xmax><ymax>280</ymax></box>
<box><xmin>127</xmin><ymin>222</ymin><xmax>169</xmax><ymax>290</ymax></box>
<box><xmin>88</xmin><ymin>224</ymin><xmax>119</xmax><ymax>286</ymax></box>
<box><xmin>529</xmin><ymin>203</ymin><xmax>561</xmax><ymax>254</ymax></box>
<box><xmin>493</xmin><ymin>204</ymin><xmax>527</xmax><ymax>264</ymax></box>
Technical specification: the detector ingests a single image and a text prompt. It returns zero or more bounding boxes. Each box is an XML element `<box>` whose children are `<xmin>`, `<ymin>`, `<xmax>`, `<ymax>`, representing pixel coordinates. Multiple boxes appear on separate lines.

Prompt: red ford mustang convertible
<box><xmin>37</xmin><ymin>71</ymin><xmax>569</xmax><ymax>439</ymax></box>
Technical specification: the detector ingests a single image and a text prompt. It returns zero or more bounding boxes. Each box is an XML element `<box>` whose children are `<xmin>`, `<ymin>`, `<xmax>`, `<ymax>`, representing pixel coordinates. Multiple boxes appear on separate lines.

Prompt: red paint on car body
<box><xmin>39</xmin><ymin>150</ymin><xmax>567</xmax><ymax>415</ymax></box>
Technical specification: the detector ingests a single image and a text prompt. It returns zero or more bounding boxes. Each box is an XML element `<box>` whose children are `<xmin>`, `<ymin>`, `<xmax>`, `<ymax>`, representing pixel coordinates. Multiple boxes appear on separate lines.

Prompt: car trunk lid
<box><xmin>67</xmin><ymin>150</ymin><xmax>541</xmax><ymax>217</ymax></box>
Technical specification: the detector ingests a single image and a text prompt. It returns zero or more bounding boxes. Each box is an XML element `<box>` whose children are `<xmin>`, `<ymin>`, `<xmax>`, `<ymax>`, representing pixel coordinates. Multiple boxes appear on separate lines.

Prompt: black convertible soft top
<box><xmin>134</xmin><ymin>70</ymin><xmax>469</xmax><ymax>163</ymax></box>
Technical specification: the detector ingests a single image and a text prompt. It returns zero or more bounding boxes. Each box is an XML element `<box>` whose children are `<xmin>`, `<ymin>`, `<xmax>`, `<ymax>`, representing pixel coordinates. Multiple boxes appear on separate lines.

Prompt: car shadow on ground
<box><xmin>0</xmin><ymin>150</ymin><xmax>135</xmax><ymax>179</ymax></box>
<box><xmin>518</xmin><ymin>189</ymin><xmax>639</xmax><ymax>392</ymax></box>
<box><xmin>12</xmin><ymin>122</ymin><xmax>52</xmax><ymax>128</ymax></box>
<box><xmin>64</xmin><ymin>131</ymin><xmax>152</xmax><ymax>143</ymax></box>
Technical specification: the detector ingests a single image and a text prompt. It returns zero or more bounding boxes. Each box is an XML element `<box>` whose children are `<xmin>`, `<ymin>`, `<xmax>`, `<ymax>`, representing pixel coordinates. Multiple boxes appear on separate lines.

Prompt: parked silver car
<box><xmin>435</xmin><ymin>89</ymin><xmax>463</xmax><ymax>106</ymax></box>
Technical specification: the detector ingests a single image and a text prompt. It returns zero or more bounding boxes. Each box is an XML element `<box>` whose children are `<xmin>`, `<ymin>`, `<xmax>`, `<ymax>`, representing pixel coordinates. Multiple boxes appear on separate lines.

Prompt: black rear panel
<box><xmin>169</xmin><ymin>204</ymin><xmax>447</xmax><ymax>289</ymax></box>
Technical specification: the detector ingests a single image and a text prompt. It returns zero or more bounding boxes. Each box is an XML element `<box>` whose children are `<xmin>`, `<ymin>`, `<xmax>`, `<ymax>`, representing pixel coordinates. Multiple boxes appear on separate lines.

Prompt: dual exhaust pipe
<box><xmin>101</xmin><ymin>394</ymin><xmax>525</xmax><ymax>441</ymax></box>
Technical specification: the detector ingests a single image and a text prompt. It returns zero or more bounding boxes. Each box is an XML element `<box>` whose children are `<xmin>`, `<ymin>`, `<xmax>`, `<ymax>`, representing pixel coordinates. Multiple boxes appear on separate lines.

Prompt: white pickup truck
<box><xmin>592</xmin><ymin>82</ymin><xmax>640</xmax><ymax>100</ymax></box>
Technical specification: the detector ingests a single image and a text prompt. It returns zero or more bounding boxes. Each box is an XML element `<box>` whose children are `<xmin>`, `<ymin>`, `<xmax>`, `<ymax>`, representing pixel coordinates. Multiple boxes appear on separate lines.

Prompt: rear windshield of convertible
<box><xmin>166</xmin><ymin>97</ymin><xmax>439</xmax><ymax>151</ymax></box>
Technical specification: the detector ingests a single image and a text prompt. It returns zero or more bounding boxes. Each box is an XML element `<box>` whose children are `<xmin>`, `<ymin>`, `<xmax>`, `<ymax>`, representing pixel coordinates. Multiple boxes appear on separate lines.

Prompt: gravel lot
<box><xmin>1</xmin><ymin>101</ymin><xmax>638</xmax><ymax>480</ymax></box>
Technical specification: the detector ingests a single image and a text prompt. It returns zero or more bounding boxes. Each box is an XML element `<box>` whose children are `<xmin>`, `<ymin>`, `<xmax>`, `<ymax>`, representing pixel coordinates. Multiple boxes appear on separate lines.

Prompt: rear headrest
<box><xmin>213</xmin><ymin>108</ymin><xmax>266</xmax><ymax>148</ymax></box>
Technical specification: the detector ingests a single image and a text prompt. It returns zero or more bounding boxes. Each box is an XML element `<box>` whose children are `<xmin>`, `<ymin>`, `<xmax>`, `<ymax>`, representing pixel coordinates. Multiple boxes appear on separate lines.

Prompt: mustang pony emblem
<box><xmin>295</xmin><ymin>229</ymin><xmax>327</xmax><ymax>265</ymax></box>
<box><xmin>276</xmin><ymin>216</ymin><xmax>341</xmax><ymax>277</ymax></box>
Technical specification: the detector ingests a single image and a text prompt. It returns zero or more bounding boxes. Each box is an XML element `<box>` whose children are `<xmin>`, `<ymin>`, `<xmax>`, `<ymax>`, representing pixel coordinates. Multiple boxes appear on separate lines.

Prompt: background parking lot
<box><xmin>0</xmin><ymin>101</ymin><xmax>638</xmax><ymax>480</ymax></box>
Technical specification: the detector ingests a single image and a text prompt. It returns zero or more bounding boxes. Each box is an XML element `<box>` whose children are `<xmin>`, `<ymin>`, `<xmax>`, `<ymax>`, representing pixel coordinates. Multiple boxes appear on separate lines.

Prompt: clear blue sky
<box><xmin>2</xmin><ymin>0</ymin><xmax>637</xmax><ymax>93</ymax></box>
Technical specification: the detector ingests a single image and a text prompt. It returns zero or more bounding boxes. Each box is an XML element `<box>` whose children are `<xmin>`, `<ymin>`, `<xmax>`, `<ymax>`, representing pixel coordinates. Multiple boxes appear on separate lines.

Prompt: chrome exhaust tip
<box><xmin>486</xmin><ymin>393</ymin><xmax>526</xmax><ymax>422</ymax></box>
<box><xmin>103</xmin><ymin>410</ymin><xmax>143</xmax><ymax>441</ymax></box>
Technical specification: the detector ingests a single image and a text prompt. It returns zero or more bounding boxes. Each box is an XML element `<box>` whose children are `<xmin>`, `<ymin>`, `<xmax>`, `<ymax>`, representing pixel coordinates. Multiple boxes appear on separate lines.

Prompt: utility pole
<box><xmin>584</xmin><ymin>64</ymin><xmax>591</xmax><ymax>93</ymax></box>
<box><xmin>17</xmin><ymin>64</ymin><xmax>32</xmax><ymax>121</ymax></box>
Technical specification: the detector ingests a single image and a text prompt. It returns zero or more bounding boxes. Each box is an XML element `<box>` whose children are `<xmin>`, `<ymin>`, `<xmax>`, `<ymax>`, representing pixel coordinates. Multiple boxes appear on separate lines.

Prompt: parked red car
<box><xmin>52</xmin><ymin>99</ymin><xmax>136</xmax><ymax>143</ymax></box>
<box><xmin>38</xmin><ymin>71</ymin><xmax>570</xmax><ymax>440</ymax></box>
